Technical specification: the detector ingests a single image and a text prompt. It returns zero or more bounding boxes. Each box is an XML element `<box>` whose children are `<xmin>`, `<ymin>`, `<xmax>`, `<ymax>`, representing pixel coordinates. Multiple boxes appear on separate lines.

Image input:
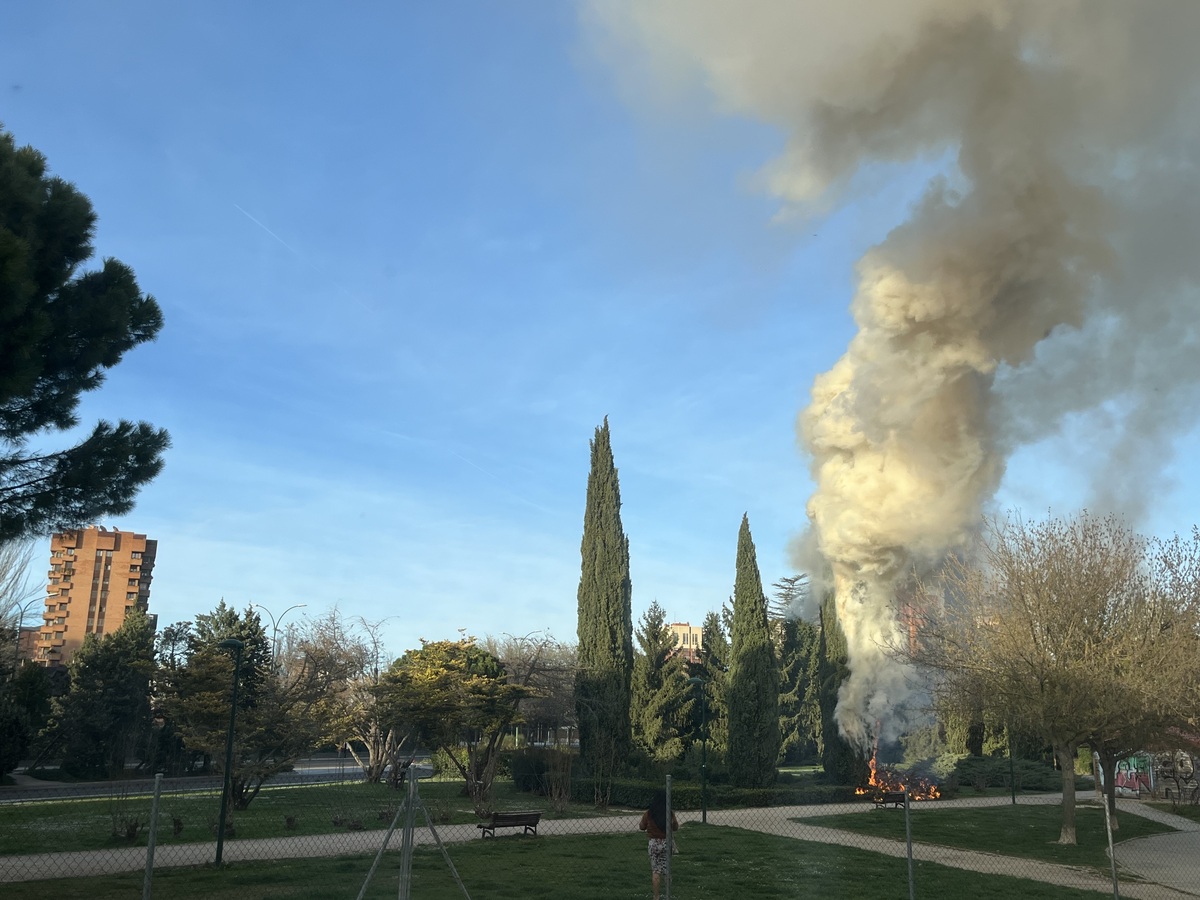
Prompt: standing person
<box><xmin>639</xmin><ymin>790</ymin><xmax>679</xmax><ymax>900</ymax></box>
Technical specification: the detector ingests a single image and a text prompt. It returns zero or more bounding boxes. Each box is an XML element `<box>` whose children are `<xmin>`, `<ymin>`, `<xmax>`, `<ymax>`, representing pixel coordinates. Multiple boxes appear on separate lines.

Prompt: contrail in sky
<box><xmin>233</xmin><ymin>203</ymin><xmax>300</xmax><ymax>256</ymax></box>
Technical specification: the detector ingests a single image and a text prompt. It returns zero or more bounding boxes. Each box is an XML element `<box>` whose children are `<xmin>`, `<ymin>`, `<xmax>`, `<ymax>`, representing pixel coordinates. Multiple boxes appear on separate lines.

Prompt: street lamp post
<box><xmin>7</xmin><ymin>596</ymin><xmax>43</xmax><ymax>673</ymax></box>
<box><xmin>687</xmin><ymin>676</ymin><xmax>708</xmax><ymax>824</ymax></box>
<box><xmin>252</xmin><ymin>603</ymin><xmax>306</xmax><ymax>660</ymax></box>
<box><xmin>215</xmin><ymin>638</ymin><xmax>244</xmax><ymax>866</ymax></box>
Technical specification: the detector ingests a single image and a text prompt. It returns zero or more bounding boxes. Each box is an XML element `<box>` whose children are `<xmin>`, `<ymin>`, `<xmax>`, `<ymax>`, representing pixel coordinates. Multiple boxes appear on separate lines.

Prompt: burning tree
<box><xmin>911</xmin><ymin>513</ymin><xmax>1200</xmax><ymax>844</ymax></box>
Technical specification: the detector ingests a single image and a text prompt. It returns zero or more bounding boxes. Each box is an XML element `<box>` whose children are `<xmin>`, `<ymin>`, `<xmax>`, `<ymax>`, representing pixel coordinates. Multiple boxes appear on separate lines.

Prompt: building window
<box><xmin>127</xmin><ymin>592</ymin><xmax>137</xmax><ymax>600</ymax></box>
<box><xmin>131</xmin><ymin>551</ymin><xmax>142</xmax><ymax>559</ymax></box>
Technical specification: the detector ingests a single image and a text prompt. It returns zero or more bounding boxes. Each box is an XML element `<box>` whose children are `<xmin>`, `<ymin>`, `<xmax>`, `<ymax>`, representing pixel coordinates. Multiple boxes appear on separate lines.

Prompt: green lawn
<box><xmin>794</xmin><ymin>801</ymin><xmax>1172</xmax><ymax>874</ymax></box>
<box><xmin>2</xmin><ymin>825</ymin><xmax>1116</xmax><ymax>900</ymax></box>
<box><xmin>0</xmin><ymin>779</ymin><xmax>629</xmax><ymax>855</ymax></box>
<box><xmin>1147</xmin><ymin>801</ymin><xmax>1200</xmax><ymax>823</ymax></box>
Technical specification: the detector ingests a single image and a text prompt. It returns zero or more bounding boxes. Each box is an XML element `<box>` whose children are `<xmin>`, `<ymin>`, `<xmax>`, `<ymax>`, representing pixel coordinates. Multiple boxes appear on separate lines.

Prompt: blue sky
<box><xmin>5</xmin><ymin>2</ymin><xmax>1197</xmax><ymax>656</ymax></box>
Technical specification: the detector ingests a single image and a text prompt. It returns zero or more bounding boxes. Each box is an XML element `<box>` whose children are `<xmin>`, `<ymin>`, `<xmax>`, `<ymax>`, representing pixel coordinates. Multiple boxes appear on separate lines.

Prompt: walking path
<box><xmin>3</xmin><ymin>788</ymin><xmax>1199</xmax><ymax>897</ymax></box>
<box><xmin>704</xmin><ymin>795</ymin><xmax>1200</xmax><ymax>900</ymax></box>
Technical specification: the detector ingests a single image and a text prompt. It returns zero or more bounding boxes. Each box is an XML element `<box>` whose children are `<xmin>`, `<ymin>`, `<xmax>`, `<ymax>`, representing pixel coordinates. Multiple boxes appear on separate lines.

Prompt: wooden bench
<box><xmin>477</xmin><ymin>810</ymin><xmax>542</xmax><ymax>838</ymax></box>
<box><xmin>873</xmin><ymin>791</ymin><xmax>907</xmax><ymax>809</ymax></box>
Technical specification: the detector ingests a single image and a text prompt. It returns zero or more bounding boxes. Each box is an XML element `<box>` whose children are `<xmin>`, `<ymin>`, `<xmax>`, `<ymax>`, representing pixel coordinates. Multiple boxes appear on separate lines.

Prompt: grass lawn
<box><xmin>0</xmin><ymin>779</ymin><xmax>630</xmax><ymax>855</ymax></box>
<box><xmin>2</xmin><ymin>824</ymin><xmax>1115</xmax><ymax>900</ymax></box>
<box><xmin>794</xmin><ymin>801</ymin><xmax>1173</xmax><ymax>874</ymax></box>
<box><xmin>1146</xmin><ymin>801</ymin><xmax>1200</xmax><ymax>823</ymax></box>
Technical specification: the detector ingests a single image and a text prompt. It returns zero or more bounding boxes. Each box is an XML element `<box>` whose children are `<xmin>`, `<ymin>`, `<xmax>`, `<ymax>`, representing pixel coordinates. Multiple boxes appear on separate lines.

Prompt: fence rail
<box><xmin>3</xmin><ymin>772</ymin><xmax>1199</xmax><ymax>899</ymax></box>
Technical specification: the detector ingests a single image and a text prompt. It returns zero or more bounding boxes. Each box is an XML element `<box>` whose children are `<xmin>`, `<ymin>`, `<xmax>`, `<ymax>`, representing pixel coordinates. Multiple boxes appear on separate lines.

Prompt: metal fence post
<box><xmin>398</xmin><ymin>771</ymin><xmax>418</xmax><ymax>900</ymax></box>
<box><xmin>142</xmin><ymin>773</ymin><xmax>163</xmax><ymax>900</ymax></box>
<box><xmin>904</xmin><ymin>786</ymin><xmax>914</xmax><ymax>900</ymax></box>
<box><xmin>665</xmin><ymin>774</ymin><xmax>672</xmax><ymax>900</ymax></box>
<box><xmin>1094</xmin><ymin>751</ymin><xmax>1120</xmax><ymax>900</ymax></box>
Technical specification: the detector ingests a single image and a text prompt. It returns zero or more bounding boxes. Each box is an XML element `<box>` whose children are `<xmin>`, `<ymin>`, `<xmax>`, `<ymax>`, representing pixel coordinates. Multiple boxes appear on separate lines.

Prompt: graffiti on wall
<box><xmin>1114</xmin><ymin>754</ymin><xmax>1153</xmax><ymax>797</ymax></box>
<box><xmin>1155</xmin><ymin>751</ymin><xmax>1200</xmax><ymax>804</ymax></box>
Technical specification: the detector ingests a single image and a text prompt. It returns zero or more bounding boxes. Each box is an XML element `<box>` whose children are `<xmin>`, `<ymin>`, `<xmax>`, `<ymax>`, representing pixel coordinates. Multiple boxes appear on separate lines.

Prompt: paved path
<box><xmin>3</xmin><ymin>790</ymin><xmax>1199</xmax><ymax>897</ymax></box>
<box><xmin>716</xmin><ymin>795</ymin><xmax>1200</xmax><ymax>900</ymax></box>
<box><xmin>1109</xmin><ymin>800</ymin><xmax>1200</xmax><ymax>897</ymax></box>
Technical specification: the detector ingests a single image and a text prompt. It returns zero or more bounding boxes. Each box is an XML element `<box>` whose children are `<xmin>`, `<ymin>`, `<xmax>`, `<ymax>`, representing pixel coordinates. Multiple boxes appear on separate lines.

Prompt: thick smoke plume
<box><xmin>591</xmin><ymin>0</ymin><xmax>1200</xmax><ymax>748</ymax></box>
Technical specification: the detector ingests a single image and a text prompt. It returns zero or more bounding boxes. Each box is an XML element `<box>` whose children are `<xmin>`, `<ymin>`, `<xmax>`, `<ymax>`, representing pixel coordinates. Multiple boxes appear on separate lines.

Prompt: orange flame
<box><xmin>855</xmin><ymin>751</ymin><xmax>941</xmax><ymax>801</ymax></box>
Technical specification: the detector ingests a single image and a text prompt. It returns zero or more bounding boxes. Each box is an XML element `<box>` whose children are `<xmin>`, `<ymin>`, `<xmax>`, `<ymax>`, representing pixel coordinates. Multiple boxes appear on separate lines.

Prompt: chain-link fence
<box><xmin>2</xmin><ymin>768</ymin><xmax>1199</xmax><ymax>899</ymax></box>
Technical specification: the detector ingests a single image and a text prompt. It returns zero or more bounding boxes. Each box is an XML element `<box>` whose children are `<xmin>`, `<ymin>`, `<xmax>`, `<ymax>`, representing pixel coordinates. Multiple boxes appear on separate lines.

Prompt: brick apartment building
<box><xmin>34</xmin><ymin>526</ymin><xmax>157</xmax><ymax>667</ymax></box>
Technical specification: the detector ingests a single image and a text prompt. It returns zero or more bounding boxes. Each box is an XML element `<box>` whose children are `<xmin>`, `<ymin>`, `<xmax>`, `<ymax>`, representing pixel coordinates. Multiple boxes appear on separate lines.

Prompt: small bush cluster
<box><xmin>565</xmin><ymin>777</ymin><xmax>856</xmax><ymax>810</ymax></box>
<box><xmin>935</xmin><ymin>754</ymin><xmax>1089</xmax><ymax>796</ymax></box>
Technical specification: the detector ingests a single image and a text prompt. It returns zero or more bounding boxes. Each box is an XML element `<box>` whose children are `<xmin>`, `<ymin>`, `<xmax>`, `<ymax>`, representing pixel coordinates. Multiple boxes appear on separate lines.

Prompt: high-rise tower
<box><xmin>35</xmin><ymin>526</ymin><xmax>157</xmax><ymax>667</ymax></box>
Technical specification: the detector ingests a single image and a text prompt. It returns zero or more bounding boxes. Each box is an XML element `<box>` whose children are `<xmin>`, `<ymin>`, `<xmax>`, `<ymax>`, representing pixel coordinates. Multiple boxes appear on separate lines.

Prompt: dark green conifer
<box><xmin>631</xmin><ymin>600</ymin><xmax>692</xmax><ymax>763</ymax></box>
<box><xmin>818</xmin><ymin>589</ymin><xmax>869</xmax><ymax>784</ymax></box>
<box><xmin>727</xmin><ymin>514</ymin><xmax>780</xmax><ymax>787</ymax></box>
<box><xmin>574</xmin><ymin>418</ymin><xmax>633</xmax><ymax>802</ymax></box>
<box><xmin>773</xmin><ymin>576</ymin><xmax>822</xmax><ymax>764</ymax></box>
<box><xmin>695</xmin><ymin>608</ymin><xmax>730</xmax><ymax>759</ymax></box>
<box><xmin>46</xmin><ymin>609</ymin><xmax>156</xmax><ymax>778</ymax></box>
<box><xmin>0</xmin><ymin>128</ymin><xmax>169</xmax><ymax>541</ymax></box>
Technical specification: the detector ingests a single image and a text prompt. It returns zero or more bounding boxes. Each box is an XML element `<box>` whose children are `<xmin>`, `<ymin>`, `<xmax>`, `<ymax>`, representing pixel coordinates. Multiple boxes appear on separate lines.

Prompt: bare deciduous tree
<box><xmin>306</xmin><ymin>610</ymin><xmax>412</xmax><ymax>785</ymax></box>
<box><xmin>912</xmin><ymin>514</ymin><xmax>1200</xmax><ymax>844</ymax></box>
<box><xmin>482</xmin><ymin>631</ymin><xmax>576</xmax><ymax>746</ymax></box>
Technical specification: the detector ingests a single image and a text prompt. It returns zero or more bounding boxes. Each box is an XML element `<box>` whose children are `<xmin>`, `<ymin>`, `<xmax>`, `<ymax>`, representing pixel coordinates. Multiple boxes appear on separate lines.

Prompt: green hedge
<box><xmin>568</xmin><ymin>777</ymin><xmax>858</xmax><ymax>810</ymax></box>
<box><xmin>507</xmin><ymin>748</ymin><xmax>575</xmax><ymax>794</ymax></box>
<box><xmin>942</xmin><ymin>755</ymin><xmax>1089</xmax><ymax>794</ymax></box>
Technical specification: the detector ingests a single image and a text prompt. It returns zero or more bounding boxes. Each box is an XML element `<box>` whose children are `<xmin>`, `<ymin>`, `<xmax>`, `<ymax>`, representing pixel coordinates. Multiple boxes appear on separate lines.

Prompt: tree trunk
<box><xmin>1054</xmin><ymin>741</ymin><xmax>1077</xmax><ymax>844</ymax></box>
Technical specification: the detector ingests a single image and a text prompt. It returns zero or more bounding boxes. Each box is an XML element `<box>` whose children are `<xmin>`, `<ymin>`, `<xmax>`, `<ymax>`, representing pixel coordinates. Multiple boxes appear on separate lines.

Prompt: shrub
<box><xmin>508</xmin><ymin>748</ymin><xmax>575</xmax><ymax>795</ymax></box>
<box><xmin>431</xmin><ymin>747</ymin><xmax>465</xmax><ymax>778</ymax></box>
<box><xmin>942</xmin><ymin>755</ymin><xmax>1088</xmax><ymax>795</ymax></box>
<box><xmin>567</xmin><ymin>777</ymin><xmax>856</xmax><ymax>810</ymax></box>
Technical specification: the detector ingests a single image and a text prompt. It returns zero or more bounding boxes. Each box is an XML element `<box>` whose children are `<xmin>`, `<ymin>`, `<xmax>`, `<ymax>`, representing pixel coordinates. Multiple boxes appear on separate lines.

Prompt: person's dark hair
<box><xmin>647</xmin><ymin>790</ymin><xmax>668</xmax><ymax>831</ymax></box>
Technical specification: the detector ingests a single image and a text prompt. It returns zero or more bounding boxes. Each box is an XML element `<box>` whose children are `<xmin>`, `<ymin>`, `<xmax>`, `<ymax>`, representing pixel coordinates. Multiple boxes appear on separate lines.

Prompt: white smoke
<box><xmin>588</xmin><ymin>0</ymin><xmax>1200</xmax><ymax>748</ymax></box>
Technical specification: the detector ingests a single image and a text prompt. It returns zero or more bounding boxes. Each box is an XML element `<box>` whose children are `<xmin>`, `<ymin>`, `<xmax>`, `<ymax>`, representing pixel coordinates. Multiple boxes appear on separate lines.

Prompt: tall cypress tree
<box><xmin>575</xmin><ymin>418</ymin><xmax>633</xmax><ymax>802</ymax></box>
<box><xmin>727</xmin><ymin>514</ymin><xmax>780</xmax><ymax>787</ymax></box>
<box><xmin>818</xmin><ymin>589</ymin><xmax>868</xmax><ymax>784</ymax></box>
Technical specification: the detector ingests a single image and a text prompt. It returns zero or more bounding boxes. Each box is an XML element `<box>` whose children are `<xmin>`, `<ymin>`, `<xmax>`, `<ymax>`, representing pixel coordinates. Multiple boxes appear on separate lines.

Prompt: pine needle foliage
<box><xmin>631</xmin><ymin>600</ymin><xmax>692</xmax><ymax>764</ymax></box>
<box><xmin>773</xmin><ymin>576</ymin><xmax>822</xmax><ymax>764</ymax></box>
<box><xmin>0</xmin><ymin>127</ymin><xmax>169</xmax><ymax>541</ymax></box>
